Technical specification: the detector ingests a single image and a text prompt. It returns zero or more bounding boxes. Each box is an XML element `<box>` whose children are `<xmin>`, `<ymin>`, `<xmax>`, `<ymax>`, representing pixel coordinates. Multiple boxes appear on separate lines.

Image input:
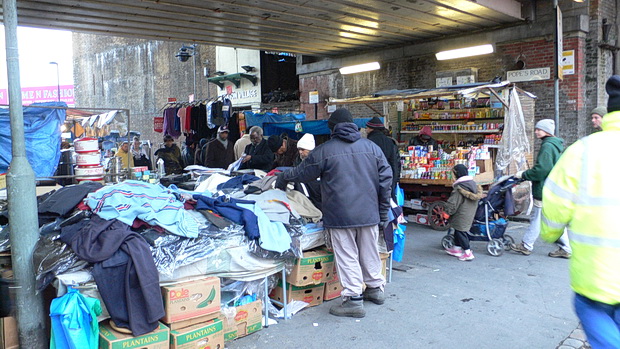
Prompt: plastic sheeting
<box><xmin>244</xmin><ymin>111</ymin><xmax>305</xmax><ymax>129</ymax></box>
<box><xmin>263</xmin><ymin>117</ymin><xmax>381</xmax><ymax>137</ymax></box>
<box><xmin>0</xmin><ymin>102</ymin><xmax>67</xmax><ymax>177</ymax></box>
<box><xmin>495</xmin><ymin>88</ymin><xmax>531</xmax><ymax>174</ymax></box>
<box><xmin>0</xmin><ymin>225</ymin><xmax>9</xmax><ymax>253</ymax></box>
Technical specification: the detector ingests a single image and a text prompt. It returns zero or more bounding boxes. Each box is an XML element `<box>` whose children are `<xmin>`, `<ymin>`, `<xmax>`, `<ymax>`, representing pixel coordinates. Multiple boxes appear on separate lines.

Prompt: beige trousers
<box><xmin>329</xmin><ymin>225</ymin><xmax>385</xmax><ymax>297</ymax></box>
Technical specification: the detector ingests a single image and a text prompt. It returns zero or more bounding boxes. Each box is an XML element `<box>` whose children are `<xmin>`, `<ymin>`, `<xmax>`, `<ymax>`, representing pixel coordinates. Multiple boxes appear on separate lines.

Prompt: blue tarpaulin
<box><xmin>263</xmin><ymin>117</ymin><xmax>382</xmax><ymax>137</ymax></box>
<box><xmin>0</xmin><ymin>102</ymin><xmax>67</xmax><ymax>177</ymax></box>
<box><xmin>244</xmin><ymin>111</ymin><xmax>306</xmax><ymax>129</ymax></box>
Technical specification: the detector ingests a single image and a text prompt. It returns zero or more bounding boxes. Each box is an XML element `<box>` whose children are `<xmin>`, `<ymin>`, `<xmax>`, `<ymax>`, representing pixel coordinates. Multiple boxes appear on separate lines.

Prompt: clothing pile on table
<box><xmin>0</xmin><ymin>170</ymin><xmax>326</xmax><ymax>336</ymax></box>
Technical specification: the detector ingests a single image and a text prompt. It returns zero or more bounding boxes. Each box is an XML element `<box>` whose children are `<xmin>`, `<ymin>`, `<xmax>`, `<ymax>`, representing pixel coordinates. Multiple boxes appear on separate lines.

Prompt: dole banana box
<box><xmin>169</xmin><ymin>318</ymin><xmax>224</xmax><ymax>349</ymax></box>
<box><xmin>287</xmin><ymin>248</ymin><xmax>335</xmax><ymax>286</ymax></box>
<box><xmin>219</xmin><ymin>299</ymin><xmax>263</xmax><ymax>341</ymax></box>
<box><xmin>270</xmin><ymin>280</ymin><xmax>324</xmax><ymax>307</ymax></box>
<box><xmin>99</xmin><ymin>321</ymin><xmax>169</xmax><ymax>349</ymax></box>
<box><xmin>161</xmin><ymin>277</ymin><xmax>221</xmax><ymax>324</ymax></box>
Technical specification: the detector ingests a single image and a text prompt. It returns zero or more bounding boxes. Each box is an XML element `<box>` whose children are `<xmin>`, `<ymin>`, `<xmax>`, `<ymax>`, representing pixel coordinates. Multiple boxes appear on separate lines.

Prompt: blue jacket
<box><xmin>280</xmin><ymin>122</ymin><xmax>392</xmax><ymax>228</ymax></box>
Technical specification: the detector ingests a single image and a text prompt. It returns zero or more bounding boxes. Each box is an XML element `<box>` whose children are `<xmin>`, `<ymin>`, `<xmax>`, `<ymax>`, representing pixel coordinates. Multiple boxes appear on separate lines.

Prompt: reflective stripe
<box><xmin>568</xmin><ymin>229</ymin><xmax>620</xmax><ymax>248</ymax></box>
<box><xmin>545</xmin><ymin>178</ymin><xmax>577</xmax><ymax>202</ymax></box>
<box><xmin>542</xmin><ymin>215</ymin><xmax>566</xmax><ymax>230</ymax></box>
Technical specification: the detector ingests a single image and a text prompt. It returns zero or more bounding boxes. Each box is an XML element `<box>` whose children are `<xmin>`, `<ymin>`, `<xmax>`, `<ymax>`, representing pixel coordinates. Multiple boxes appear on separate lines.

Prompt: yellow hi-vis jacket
<box><xmin>541</xmin><ymin>110</ymin><xmax>620</xmax><ymax>305</ymax></box>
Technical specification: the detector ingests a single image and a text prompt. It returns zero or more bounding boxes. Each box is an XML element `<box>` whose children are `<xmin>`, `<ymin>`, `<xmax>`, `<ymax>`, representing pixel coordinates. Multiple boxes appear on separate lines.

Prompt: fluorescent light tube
<box><xmin>339</xmin><ymin>62</ymin><xmax>381</xmax><ymax>75</ymax></box>
<box><xmin>435</xmin><ymin>44</ymin><xmax>494</xmax><ymax>61</ymax></box>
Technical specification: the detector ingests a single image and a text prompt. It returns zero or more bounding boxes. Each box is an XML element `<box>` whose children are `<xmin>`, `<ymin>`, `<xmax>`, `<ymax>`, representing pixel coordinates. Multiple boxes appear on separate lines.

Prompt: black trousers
<box><xmin>454</xmin><ymin>230</ymin><xmax>470</xmax><ymax>250</ymax></box>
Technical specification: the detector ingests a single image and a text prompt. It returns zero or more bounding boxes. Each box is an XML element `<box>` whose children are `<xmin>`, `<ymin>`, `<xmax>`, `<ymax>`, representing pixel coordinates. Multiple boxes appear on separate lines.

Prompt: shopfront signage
<box><xmin>506</xmin><ymin>67</ymin><xmax>551</xmax><ymax>82</ymax></box>
<box><xmin>309</xmin><ymin>90</ymin><xmax>319</xmax><ymax>104</ymax></box>
<box><xmin>0</xmin><ymin>85</ymin><xmax>75</xmax><ymax>106</ymax></box>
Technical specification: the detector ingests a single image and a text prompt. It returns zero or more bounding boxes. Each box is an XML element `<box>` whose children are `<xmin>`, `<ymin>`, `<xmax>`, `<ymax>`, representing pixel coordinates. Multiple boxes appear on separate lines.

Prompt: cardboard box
<box><xmin>380</xmin><ymin>252</ymin><xmax>391</xmax><ymax>279</ymax></box>
<box><xmin>0</xmin><ymin>174</ymin><xmax>5</xmax><ymax>190</ymax></box>
<box><xmin>476</xmin><ymin>159</ymin><xmax>493</xmax><ymax>173</ymax></box>
<box><xmin>287</xmin><ymin>249</ymin><xmax>335</xmax><ymax>286</ymax></box>
<box><xmin>220</xmin><ymin>300</ymin><xmax>263</xmax><ymax>341</ymax></box>
<box><xmin>323</xmin><ymin>264</ymin><xmax>342</xmax><ymax>301</ymax></box>
<box><xmin>0</xmin><ymin>317</ymin><xmax>18</xmax><ymax>349</ymax></box>
<box><xmin>270</xmin><ymin>281</ymin><xmax>324</xmax><ymax>307</ymax></box>
<box><xmin>414</xmin><ymin>213</ymin><xmax>429</xmax><ymax>225</ymax></box>
<box><xmin>167</xmin><ymin>312</ymin><xmax>220</xmax><ymax>331</ymax></box>
<box><xmin>161</xmin><ymin>277</ymin><xmax>221</xmax><ymax>324</ymax></box>
<box><xmin>99</xmin><ymin>321</ymin><xmax>169</xmax><ymax>349</ymax></box>
<box><xmin>169</xmin><ymin>318</ymin><xmax>224</xmax><ymax>349</ymax></box>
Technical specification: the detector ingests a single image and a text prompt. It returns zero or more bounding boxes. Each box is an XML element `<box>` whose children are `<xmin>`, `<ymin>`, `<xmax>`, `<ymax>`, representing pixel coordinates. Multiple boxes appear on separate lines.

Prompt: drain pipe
<box><xmin>3</xmin><ymin>0</ymin><xmax>47</xmax><ymax>347</ymax></box>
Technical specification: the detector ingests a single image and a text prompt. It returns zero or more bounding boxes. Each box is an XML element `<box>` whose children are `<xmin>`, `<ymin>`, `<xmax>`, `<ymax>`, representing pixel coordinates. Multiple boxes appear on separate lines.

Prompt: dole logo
<box><xmin>235</xmin><ymin>311</ymin><xmax>249</xmax><ymax>322</ymax></box>
<box><xmin>170</xmin><ymin>288</ymin><xmax>190</xmax><ymax>300</ymax></box>
<box><xmin>312</xmin><ymin>271</ymin><xmax>323</xmax><ymax>281</ymax></box>
<box><xmin>303</xmin><ymin>296</ymin><xmax>314</xmax><ymax>303</ymax></box>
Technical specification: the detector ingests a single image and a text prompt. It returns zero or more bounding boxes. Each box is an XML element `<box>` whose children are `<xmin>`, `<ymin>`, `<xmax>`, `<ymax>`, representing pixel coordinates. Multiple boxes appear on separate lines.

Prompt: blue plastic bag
<box><xmin>392</xmin><ymin>223</ymin><xmax>406</xmax><ymax>262</ymax></box>
<box><xmin>395</xmin><ymin>183</ymin><xmax>405</xmax><ymax>207</ymax></box>
<box><xmin>50</xmin><ymin>286</ymin><xmax>101</xmax><ymax>349</ymax></box>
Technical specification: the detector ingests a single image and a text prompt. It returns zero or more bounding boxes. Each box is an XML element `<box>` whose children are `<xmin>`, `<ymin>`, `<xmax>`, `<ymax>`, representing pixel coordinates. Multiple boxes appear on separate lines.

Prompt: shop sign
<box><xmin>436</xmin><ymin>77</ymin><xmax>452</xmax><ymax>87</ymax></box>
<box><xmin>154</xmin><ymin>117</ymin><xmax>164</xmax><ymax>133</ymax></box>
<box><xmin>309</xmin><ymin>90</ymin><xmax>319</xmax><ymax>104</ymax></box>
<box><xmin>506</xmin><ymin>67</ymin><xmax>551</xmax><ymax>82</ymax></box>
<box><xmin>562</xmin><ymin>50</ymin><xmax>575</xmax><ymax>75</ymax></box>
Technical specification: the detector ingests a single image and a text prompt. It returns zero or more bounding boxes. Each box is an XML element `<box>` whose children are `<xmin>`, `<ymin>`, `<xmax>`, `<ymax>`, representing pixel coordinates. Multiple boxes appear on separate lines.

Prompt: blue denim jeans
<box><xmin>574</xmin><ymin>293</ymin><xmax>620</xmax><ymax>349</ymax></box>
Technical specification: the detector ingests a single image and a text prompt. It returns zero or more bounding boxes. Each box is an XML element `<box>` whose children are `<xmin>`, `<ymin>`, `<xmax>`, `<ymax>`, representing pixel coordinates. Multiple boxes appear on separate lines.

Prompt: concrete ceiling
<box><xmin>1</xmin><ymin>0</ymin><xmax>525</xmax><ymax>56</ymax></box>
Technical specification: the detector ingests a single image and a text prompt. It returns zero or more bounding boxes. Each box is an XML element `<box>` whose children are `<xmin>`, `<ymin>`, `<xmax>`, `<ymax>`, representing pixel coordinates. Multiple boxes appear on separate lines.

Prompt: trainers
<box><xmin>363</xmin><ymin>287</ymin><xmax>385</xmax><ymax>305</ymax></box>
<box><xmin>511</xmin><ymin>243</ymin><xmax>532</xmax><ymax>256</ymax></box>
<box><xmin>329</xmin><ymin>296</ymin><xmax>365</xmax><ymax>318</ymax></box>
<box><xmin>548</xmin><ymin>248</ymin><xmax>571</xmax><ymax>259</ymax></box>
<box><xmin>459</xmin><ymin>249</ymin><xmax>475</xmax><ymax>261</ymax></box>
<box><xmin>445</xmin><ymin>246</ymin><xmax>464</xmax><ymax>257</ymax></box>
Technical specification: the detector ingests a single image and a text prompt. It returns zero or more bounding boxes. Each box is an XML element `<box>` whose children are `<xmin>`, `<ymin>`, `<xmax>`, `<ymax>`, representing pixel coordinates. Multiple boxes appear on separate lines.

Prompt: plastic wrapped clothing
<box><xmin>86</xmin><ymin>180</ymin><xmax>199</xmax><ymax>238</ymax></box>
<box><xmin>38</xmin><ymin>182</ymin><xmax>103</xmax><ymax>217</ymax></box>
<box><xmin>0</xmin><ymin>102</ymin><xmax>67</xmax><ymax>177</ymax></box>
<box><xmin>60</xmin><ymin>215</ymin><xmax>164</xmax><ymax>336</ymax></box>
<box><xmin>193</xmin><ymin>194</ymin><xmax>260</xmax><ymax>240</ymax></box>
<box><xmin>50</xmin><ymin>286</ymin><xmax>101</xmax><ymax>349</ymax></box>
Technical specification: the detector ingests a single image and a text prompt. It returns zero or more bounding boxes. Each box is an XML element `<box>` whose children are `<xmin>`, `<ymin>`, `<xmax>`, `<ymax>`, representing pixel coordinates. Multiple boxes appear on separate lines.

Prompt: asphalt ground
<box><xmin>228</xmin><ymin>221</ymin><xmax>578</xmax><ymax>349</ymax></box>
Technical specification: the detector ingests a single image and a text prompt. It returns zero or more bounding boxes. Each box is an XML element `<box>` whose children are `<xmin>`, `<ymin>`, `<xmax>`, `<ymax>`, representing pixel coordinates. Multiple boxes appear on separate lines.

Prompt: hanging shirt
<box><xmin>206</xmin><ymin>101</ymin><xmax>216</xmax><ymax>129</ymax></box>
<box><xmin>222</xmin><ymin>98</ymin><xmax>233</xmax><ymax>123</ymax></box>
<box><xmin>177</xmin><ymin>107</ymin><xmax>187</xmax><ymax>133</ymax></box>
<box><xmin>163</xmin><ymin>108</ymin><xmax>181</xmax><ymax>138</ymax></box>
<box><xmin>184</xmin><ymin>106</ymin><xmax>192</xmax><ymax>133</ymax></box>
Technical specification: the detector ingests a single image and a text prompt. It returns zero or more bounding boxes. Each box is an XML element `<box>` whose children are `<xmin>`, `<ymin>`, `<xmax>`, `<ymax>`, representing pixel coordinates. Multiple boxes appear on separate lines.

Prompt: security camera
<box><xmin>176</xmin><ymin>47</ymin><xmax>191</xmax><ymax>62</ymax></box>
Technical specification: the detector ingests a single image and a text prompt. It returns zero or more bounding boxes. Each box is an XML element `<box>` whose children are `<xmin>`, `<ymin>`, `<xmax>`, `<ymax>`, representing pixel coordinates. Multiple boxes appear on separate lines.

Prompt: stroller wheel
<box><xmin>502</xmin><ymin>234</ymin><xmax>515</xmax><ymax>251</ymax></box>
<box><xmin>441</xmin><ymin>234</ymin><xmax>455</xmax><ymax>250</ymax></box>
<box><xmin>428</xmin><ymin>201</ymin><xmax>451</xmax><ymax>231</ymax></box>
<box><xmin>487</xmin><ymin>239</ymin><xmax>504</xmax><ymax>256</ymax></box>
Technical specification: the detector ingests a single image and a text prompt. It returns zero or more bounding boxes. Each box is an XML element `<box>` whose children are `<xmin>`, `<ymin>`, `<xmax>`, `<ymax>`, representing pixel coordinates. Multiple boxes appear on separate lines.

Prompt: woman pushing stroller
<box><xmin>443</xmin><ymin>164</ymin><xmax>485</xmax><ymax>261</ymax></box>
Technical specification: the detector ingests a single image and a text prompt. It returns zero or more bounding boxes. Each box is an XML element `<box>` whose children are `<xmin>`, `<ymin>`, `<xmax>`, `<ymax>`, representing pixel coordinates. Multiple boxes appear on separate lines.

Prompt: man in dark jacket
<box><xmin>366</xmin><ymin>117</ymin><xmax>400</xmax><ymax>200</ymax></box>
<box><xmin>276</xmin><ymin>108</ymin><xmax>392</xmax><ymax>318</ymax></box>
<box><xmin>511</xmin><ymin>119</ymin><xmax>571</xmax><ymax>258</ymax></box>
<box><xmin>240</xmin><ymin>126</ymin><xmax>274</xmax><ymax>172</ymax></box>
<box><xmin>269</xmin><ymin>134</ymin><xmax>299</xmax><ymax>169</ymax></box>
<box><xmin>205</xmin><ymin>126</ymin><xmax>235</xmax><ymax>169</ymax></box>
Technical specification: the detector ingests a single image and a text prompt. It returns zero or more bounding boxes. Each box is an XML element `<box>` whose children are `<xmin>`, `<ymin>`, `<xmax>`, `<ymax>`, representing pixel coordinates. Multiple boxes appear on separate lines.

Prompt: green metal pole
<box><xmin>4</xmin><ymin>0</ymin><xmax>47</xmax><ymax>347</ymax></box>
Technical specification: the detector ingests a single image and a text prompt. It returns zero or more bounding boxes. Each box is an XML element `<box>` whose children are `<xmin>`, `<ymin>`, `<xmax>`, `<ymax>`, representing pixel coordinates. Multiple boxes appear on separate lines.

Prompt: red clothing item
<box><xmin>184</xmin><ymin>106</ymin><xmax>193</xmax><ymax>133</ymax></box>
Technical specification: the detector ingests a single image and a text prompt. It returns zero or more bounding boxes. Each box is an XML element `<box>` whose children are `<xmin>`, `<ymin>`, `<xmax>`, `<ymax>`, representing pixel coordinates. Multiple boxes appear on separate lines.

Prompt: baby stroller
<box><xmin>441</xmin><ymin>176</ymin><xmax>521</xmax><ymax>256</ymax></box>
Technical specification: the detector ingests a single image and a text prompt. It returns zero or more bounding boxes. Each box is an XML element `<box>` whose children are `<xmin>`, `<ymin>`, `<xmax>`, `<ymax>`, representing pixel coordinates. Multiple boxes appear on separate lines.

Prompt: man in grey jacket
<box><xmin>276</xmin><ymin>108</ymin><xmax>392</xmax><ymax>318</ymax></box>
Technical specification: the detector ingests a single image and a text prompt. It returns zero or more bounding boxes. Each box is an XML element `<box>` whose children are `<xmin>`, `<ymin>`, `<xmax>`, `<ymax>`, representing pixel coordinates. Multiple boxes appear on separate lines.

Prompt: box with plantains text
<box><xmin>161</xmin><ymin>277</ymin><xmax>221</xmax><ymax>324</ymax></box>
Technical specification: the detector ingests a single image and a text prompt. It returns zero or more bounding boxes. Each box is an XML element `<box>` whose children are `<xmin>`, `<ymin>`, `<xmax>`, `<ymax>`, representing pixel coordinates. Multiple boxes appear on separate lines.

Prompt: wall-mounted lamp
<box><xmin>339</xmin><ymin>62</ymin><xmax>380</xmax><ymax>75</ymax></box>
<box><xmin>436</xmin><ymin>44</ymin><xmax>494</xmax><ymax>60</ymax></box>
<box><xmin>175</xmin><ymin>44</ymin><xmax>198</xmax><ymax>96</ymax></box>
<box><xmin>214</xmin><ymin>71</ymin><xmax>227</xmax><ymax>76</ymax></box>
<box><xmin>603</xmin><ymin>18</ymin><xmax>612</xmax><ymax>43</ymax></box>
<box><xmin>241</xmin><ymin>65</ymin><xmax>255</xmax><ymax>73</ymax></box>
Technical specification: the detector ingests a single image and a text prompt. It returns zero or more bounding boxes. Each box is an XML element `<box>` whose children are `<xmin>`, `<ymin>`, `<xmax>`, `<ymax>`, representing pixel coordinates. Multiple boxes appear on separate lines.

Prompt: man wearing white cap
<box><xmin>205</xmin><ymin>125</ymin><xmax>235</xmax><ymax>169</ymax></box>
<box><xmin>511</xmin><ymin>119</ymin><xmax>571</xmax><ymax>258</ymax></box>
<box><xmin>295</xmin><ymin>133</ymin><xmax>315</xmax><ymax>164</ymax></box>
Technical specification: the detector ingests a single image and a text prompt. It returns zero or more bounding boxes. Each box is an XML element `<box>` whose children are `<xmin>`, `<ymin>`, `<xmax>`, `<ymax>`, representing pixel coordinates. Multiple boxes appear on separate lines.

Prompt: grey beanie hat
<box><xmin>535</xmin><ymin>119</ymin><xmax>555</xmax><ymax>136</ymax></box>
<box><xmin>591</xmin><ymin>106</ymin><xmax>607</xmax><ymax>117</ymax></box>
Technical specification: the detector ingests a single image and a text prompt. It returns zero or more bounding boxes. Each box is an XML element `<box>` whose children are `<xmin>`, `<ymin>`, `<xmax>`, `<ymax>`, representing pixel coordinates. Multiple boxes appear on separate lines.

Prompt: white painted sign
<box><xmin>507</xmin><ymin>67</ymin><xmax>551</xmax><ymax>82</ymax></box>
<box><xmin>562</xmin><ymin>50</ymin><xmax>574</xmax><ymax>75</ymax></box>
<box><xmin>327</xmin><ymin>104</ymin><xmax>336</xmax><ymax>113</ymax></box>
<box><xmin>436</xmin><ymin>77</ymin><xmax>452</xmax><ymax>88</ymax></box>
<box><xmin>456</xmin><ymin>75</ymin><xmax>475</xmax><ymax>85</ymax></box>
<box><xmin>309</xmin><ymin>90</ymin><xmax>319</xmax><ymax>104</ymax></box>
<box><xmin>396</xmin><ymin>100</ymin><xmax>404</xmax><ymax>112</ymax></box>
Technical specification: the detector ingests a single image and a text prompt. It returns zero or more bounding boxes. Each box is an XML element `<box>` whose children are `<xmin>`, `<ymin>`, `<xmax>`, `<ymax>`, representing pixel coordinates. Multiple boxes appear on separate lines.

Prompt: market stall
<box><xmin>329</xmin><ymin>82</ymin><xmax>535</xmax><ymax>229</ymax></box>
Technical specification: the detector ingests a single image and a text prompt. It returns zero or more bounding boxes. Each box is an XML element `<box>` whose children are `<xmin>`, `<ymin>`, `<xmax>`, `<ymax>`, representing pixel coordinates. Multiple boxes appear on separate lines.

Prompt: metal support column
<box><xmin>4</xmin><ymin>0</ymin><xmax>47</xmax><ymax>347</ymax></box>
<box><xmin>554</xmin><ymin>0</ymin><xmax>561</xmax><ymax>135</ymax></box>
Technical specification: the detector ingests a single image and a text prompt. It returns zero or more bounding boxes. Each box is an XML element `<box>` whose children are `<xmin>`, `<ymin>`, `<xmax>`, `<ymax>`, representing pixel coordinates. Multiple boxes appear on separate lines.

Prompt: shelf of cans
<box><xmin>410</xmin><ymin>107</ymin><xmax>505</xmax><ymax>120</ymax></box>
<box><xmin>400</xmin><ymin>145</ymin><xmax>493</xmax><ymax>180</ymax></box>
<box><xmin>401</xmin><ymin>122</ymin><xmax>503</xmax><ymax>132</ymax></box>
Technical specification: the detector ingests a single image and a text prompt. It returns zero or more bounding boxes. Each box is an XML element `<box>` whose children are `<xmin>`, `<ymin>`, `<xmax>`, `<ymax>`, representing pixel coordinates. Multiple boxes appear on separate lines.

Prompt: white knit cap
<box><xmin>297</xmin><ymin>133</ymin><xmax>315</xmax><ymax>151</ymax></box>
<box><xmin>535</xmin><ymin>119</ymin><xmax>555</xmax><ymax>136</ymax></box>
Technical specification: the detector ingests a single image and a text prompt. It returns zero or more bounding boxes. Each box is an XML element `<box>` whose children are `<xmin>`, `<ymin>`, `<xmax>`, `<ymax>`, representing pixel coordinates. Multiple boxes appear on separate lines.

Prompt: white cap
<box><xmin>297</xmin><ymin>133</ymin><xmax>315</xmax><ymax>151</ymax></box>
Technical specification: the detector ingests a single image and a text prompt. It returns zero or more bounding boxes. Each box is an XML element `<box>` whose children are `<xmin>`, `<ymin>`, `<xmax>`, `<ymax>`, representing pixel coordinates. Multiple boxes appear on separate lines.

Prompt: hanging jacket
<box><xmin>240</xmin><ymin>139</ymin><xmax>274</xmax><ymax>172</ymax></box>
<box><xmin>60</xmin><ymin>215</ymin><xmax>164</xmax><ymax>336</ymax></box>
<box><xmin>522</xmin><ymin>136</ymin><xmax>564</xmax><ymax>200</ymax></box>
<box><xmin>162</xmin><ymin>108</ymin><xmax>181</xmax><ymax>138</ymax></box>
<box><xmin>279</xmin><ymin>122</ymin><xmax>392</xmax><ymax>228</ymax></box>
<box><xmin>541</xmin><ymin>110</ymin><xmax>620</xmax><ymax>305</ymax></box>
<box><xmin>444</xmin><ymin>178</ymin><xmax>484</xmax><ymax>231</ymax></box>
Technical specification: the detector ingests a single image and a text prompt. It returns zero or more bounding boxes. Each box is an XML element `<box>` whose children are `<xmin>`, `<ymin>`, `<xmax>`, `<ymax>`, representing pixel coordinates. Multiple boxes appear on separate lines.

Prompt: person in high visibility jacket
<box><xmin>541</xmin><ymin>75</ymin><xmax>620</xmax><ymax>349</ymax></box>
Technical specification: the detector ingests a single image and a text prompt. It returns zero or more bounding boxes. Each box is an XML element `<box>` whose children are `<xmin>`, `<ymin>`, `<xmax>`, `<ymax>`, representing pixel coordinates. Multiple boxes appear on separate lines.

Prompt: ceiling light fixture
<box><xmin>339</xmin><ymin>62</ymin><xmax>380</xmax><ymax>75</ymax></box>
<box><xmin>435</xmin><ymin>44</ymin><xmax>494</xmax><ymax>61</ymax></box>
